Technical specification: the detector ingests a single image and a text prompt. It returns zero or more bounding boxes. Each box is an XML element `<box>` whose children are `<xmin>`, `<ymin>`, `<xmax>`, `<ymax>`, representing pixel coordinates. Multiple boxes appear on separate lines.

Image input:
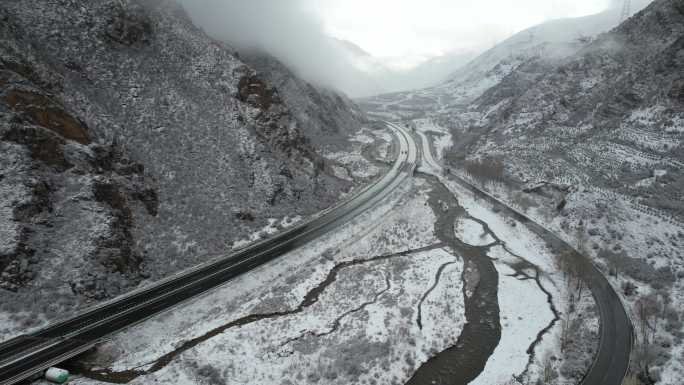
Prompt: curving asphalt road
<box><xmin>414</xmin><ymin>129</ymin><xmax>633</xmax><ymax>385</ymax></box>
<box><xmin>0</xmin><ymin>123</ymin><xmax>417</xmax><ymax>385</ymax></box>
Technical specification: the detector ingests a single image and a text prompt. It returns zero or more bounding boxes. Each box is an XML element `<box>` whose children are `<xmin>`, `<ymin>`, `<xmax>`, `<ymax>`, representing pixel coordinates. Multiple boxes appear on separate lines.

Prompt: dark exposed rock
<box><xmin>91</xmin><ymin>143</ymin><xmax>143</xmax><ymax>175</ymax></box>
<box><xmin>92</xmin><ymin>180</ymin><xmax>142</xmax><ymax>276</ymax></box>
<box><xmin>2</xmin><ymin>124</ymin><xmax>71</xmax><ymax>170</ymax></box>
<box><xmin>235</xmin><ymin>210</ymin><xmax>255</xmax><ymax>222</ymax></box>
<box><xmin>1</xmin><ymin>87</ymin><xmax>90</xmax><ymax>144</ymax></box>
<box><xmin>104</xmin><ymin>3</ymin><xmax>153</xmax><ymax>46</ymax></box>
<box><xmin>556</xmin><ymin>198</ymin><xmax>567</xmax><ymax>212</ymax></box>
<box><xmin>0</xmin><ymin>230</ymin><xmax>35</xmax><ymax>292</ymax></box>
<box><xmin>93</xmin><ymin>180</ymin><xmax>131</xmax><ymax>216</ymax></box>
<box><xmin>133</xmin><ymin>188</ymin><xmax>159</xmax><ymax>217</ymax></box>
<box><xmin>669</xmin><ymin>78</ymin><xmax>684</xmax><ymax>102</ymax></box>
<box><xmin>13</xmin><ymin>180</ymin><xmax>52</xmax><ymax>222</ymax></box>
<box><xmin>238</xmin><ymin>74</ymin><xmax>279</xmax><ymax>111</ymax></box>
<box><xmin>0</xmin><ymin>0</ymin><xmax>361</xmax><ymax>328</ymax></box>
<box><xmin>241</xmin><ymin>51</ymin><xmax>367</xmax><ymax>148</ymax></box>
<box><xmin>0</xmin><ymin>57</ymin><xmax>62</xmax><ymax>93</ymax></box>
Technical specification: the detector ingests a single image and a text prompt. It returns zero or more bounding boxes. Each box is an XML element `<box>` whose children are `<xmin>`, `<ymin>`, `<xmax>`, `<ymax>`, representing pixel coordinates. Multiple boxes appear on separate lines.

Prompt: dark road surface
<box><xmin>0</xmin><ymin>123</ymin><xmax>417</xmax><ymax>385</ymax></box>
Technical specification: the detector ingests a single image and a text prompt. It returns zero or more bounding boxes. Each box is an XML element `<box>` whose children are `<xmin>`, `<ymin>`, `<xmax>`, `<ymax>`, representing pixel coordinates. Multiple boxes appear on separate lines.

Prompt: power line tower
<box><xmin>620</xmin><ymin>0</ymin><xmax>632</xmax><ymax>22</ymax></box>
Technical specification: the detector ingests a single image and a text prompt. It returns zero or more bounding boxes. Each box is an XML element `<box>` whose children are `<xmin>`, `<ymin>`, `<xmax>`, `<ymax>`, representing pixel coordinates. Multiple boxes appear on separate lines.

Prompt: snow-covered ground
<box><xmin>230</xmin><ymin>216</ymin><xmax>303</xmax><ymax>250</ymax></box>
<box><xmin>419</xmin><ymin>131</ymin><xmax>599</xmax><ymax>385</ymax></box>
<box><xmin>455</xmin><ymin>218</ymin><xmax>496</xmax><ymax>247</ymax></box>
<box><xmin>472</xmin><ymin>260</ymin><xmax>551</xmax><ymax>385</ymax></box>
<box><xmin>451</xmin><ymin>161</ymin><xmax>684</xmax><ymax>384</ymax></box>
<box><xmin>33</xmin><ymin>127</ymin><xmax>616</xmax><ymax>385</ymax></box>
<box><xmin>413</xmin><ymin>119</ymin><xmax>453</xmax><ymax>161</ymax></box>
<box><xmin>325</xmin><ymin>128</ymin><xmax>390</xmax><ymax>181</ymax></box>
<box><xmin>60</xmin><ymin>174</ymin><xmax>469</xmax><ymax>385</ymax></box>
<box><xmin>450</xmin><ymin>182</ymin><xmax>565</xmax><ymax>384</ymax></box>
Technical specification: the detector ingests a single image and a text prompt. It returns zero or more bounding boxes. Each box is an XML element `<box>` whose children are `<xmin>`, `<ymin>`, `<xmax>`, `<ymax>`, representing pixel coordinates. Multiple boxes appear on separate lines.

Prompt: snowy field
<box><xmin>417</xmin><ymin>131</ymin><xmax>599</xmax><ymax>385</ymax></box>
<box><xmin>31</xmin><ymin>126</ymin><xmax>614</xmax><ymax>385</ymax></box>
<box><xmin>58</xmin><ymin>177</ymin><xmax>469</xmax><ymax>385</ymax></box>
<box><xmin>451</xmin><ymin>155</ymin><xmax>684</xmax><ymax>383</ymax></box>
<box><xmin>324</xmin><ymin>128</ymin><xmax>391</xmax><ymax>181</ymax></box>
<box><xmin>448</xmin><ymin>179</ymin><xmax>566</xmax><ymax>384</ymax></box>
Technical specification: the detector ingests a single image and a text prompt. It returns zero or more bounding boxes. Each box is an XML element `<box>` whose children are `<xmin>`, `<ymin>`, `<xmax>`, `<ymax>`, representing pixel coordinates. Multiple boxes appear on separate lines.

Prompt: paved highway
<box><xmin>417</xmin><ymin>130</ymin><xmax>633</xmax><ymax>385</ymax></box>
<box><xmin>416</xmin><ymin>130</ymin><xmax>442</xmax><ymax>172</ymax></box>
<box><xmin>0</xmin><ymin>122</ymin><xmax>417</xmax><ymax>385</ymax></box>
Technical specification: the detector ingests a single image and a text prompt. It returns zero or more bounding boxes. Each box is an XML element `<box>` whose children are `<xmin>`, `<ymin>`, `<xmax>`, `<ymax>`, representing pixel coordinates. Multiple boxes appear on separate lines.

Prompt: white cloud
<box><xmin>177</xmin><ymin>0</ymin><xmax>649</xmax><ymax>97</ymax></box>
<box><xmin>178</xmin><ymin>0</ymin><xmax>340</xmax><ymax>87</ymax></box>
<box><xmin>305</xmin><ymin>0</ymin><xmax>614</xmax><ymax>61</ymax></box>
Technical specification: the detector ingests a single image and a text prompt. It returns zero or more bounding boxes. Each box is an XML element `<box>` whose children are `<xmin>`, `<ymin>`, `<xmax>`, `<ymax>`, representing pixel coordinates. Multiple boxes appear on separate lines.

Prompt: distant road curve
<box><xmin>0</xmin><ymin>122</ymin><xmax>418</xmax><ymax>385</ymax></box>
<box><xmin>415</xmin><ymin>130</ymin><xmax>633</xmax><ymax>385</ymax></box>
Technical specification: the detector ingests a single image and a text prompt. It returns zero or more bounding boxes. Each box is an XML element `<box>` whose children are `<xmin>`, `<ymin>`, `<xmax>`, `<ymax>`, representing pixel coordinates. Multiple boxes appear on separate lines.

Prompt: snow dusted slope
<box><xmin>444</xmin><ymin>2</ymin><xmax>654</xmax><ymax>86</ymax></box>
<box><xmin>404</xmin><ymin>0</ymin><xmax>682</xmax><ymax>382</ymax></box>
<box><xmin>360</xmin><ymin>2</ymin><xmax>653</xmax><ymax>119</ymax></box>
<box><xmin>361</xmin><ymin>1</ymin><xmax>682</xmax><ymax>383</ymax></box>
<box><xmin>241</xmin><ymin>51</ymin><xmax>367</xmax><ymax>149</ymax></box>
<box><xmin>464</xmin><ymin>0</ymin><xmax>684</xmax><ymax>216</ymax></box>
<box><xmin>0</xmin><ymin>0</ymin><xmax>361</xmax><ymax>336</ymax></box>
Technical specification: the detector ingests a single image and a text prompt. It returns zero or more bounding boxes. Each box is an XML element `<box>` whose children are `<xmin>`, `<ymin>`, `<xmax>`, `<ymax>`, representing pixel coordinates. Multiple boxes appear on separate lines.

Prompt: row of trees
<box><xmin>464</xmin><ymin>156</ymin><xmax>506</xmax><ymax>187</ymax></box>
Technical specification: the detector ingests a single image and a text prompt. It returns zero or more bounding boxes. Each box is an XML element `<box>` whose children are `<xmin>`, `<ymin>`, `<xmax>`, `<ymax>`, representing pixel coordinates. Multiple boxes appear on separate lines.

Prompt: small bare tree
<box><xmin>635</xmin><ymin>294</ymin><xmax>660</xmax><ymax>346</ymax></box>
<box><xmin>575</xmin><ymin>222</ymin><xmax>587</xmax><ymax>254</ymax></box>
<box><xmin>633</xmin><ymin>294</ymin><xmax>662</xmax><ymax>381</ymax></box>
<box><xmin>607</xmin><ymin>252</ymin><xmax>621</xmax><ymax>279</ymax></box>
<box><xmin>560</xmin><ymin>299</ymin><xmax>575</xmax><ymax>353</ymax></box>
<box><xmin>599</xmin><ymin>249</ymin><xmax>624</xmax><ymax>279</ymax></box>
<box><xmin>540</xmin><ymin>353</ymin><xmax>557</xmax><ymax>384</ymax></box>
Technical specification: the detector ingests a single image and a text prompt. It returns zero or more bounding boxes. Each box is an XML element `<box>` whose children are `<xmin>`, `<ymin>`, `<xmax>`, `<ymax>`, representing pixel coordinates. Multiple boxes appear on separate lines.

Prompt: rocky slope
<box><xmin>456</xmin><ymin>0</ymin><xmax>684</xmax><ymax>218</ymax></box>
<box><xmin>359</xmin><ymin>2</ymin><xmax>653</xmax><ymax>120</ymax></box>
<box><xmin>363</xmin><ymin>0</ymin><xmax>683</xmax><ymax>382</ymax></box>
<box><xmin>241</xmin><ymin>51</ymin><xmax>367</xmax><ymax>149</ymax></box>
<box><xmin>0</xmin><ymin>0</ymin><xmax>363</xmax><ymax>334</ymax></box>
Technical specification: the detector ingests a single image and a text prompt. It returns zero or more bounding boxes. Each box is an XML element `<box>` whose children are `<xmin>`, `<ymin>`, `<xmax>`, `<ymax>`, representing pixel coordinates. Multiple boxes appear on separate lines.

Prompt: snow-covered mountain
<box><xmin>446</xmin><ymin>1</ymin><xmax>653</xmax><ymax>85</ymax></box>
<box><xmin>241</xmin><ymin>50</ymin><xmax>368</xmax><ymax>149</ymax></box>
<box><xmin>360</xmin><ymin>1</ymin><xmax>654</xmax><ymax>118</ymax></box>
<box><xmin>363</xmin><ymin>0</ymin><xmax>683</xmax><ymax>382</ymax></box>
<box><xmin>446</xmin><ymin>2</ymin><xmax>683</xmax><ymax>381</ymax></box>
<box><xmin>0</xmin><ymin>0</ymin><xmax>365</xmax><ymax>329</ymax></box>
<box><xmin>451</xmin><ymin>0</ymin><xmax>683</xmax><ymax>216</ymax></box>
<box><xmin>330</xmin><ymin>38</ymin><xmax>475</xmax><ymax>97</ymax></box>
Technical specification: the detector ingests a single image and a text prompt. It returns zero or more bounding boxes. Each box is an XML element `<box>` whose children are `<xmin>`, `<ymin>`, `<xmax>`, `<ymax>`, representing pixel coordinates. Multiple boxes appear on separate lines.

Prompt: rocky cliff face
<box><xmin>0</xmin><ymin>0</ymin><xmax>360</xmax><ymax>332</ymax></box>
<box><xmin>241</xmin><ymin>51</ymin><xmax>367</xmax><ymax>150</ymax></box>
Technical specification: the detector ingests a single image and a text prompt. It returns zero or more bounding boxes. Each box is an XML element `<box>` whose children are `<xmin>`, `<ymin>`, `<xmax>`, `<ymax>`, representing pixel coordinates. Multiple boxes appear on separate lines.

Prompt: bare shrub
<box><xmin>635</xmin><ymin>295</ymin><xmax>661</xmax><ymax>345</ymax></box>
<box><xmin>512</xmin><ymin>191</ymin><xmax>538</xmax><ymax>212</ymax></box>
<box><xmin>197</xmin><ymin>364</ymin><xmax>224</xmax><ymax>385</ymax></box>
<box><xmin>622</xmin><ymin>281</ymin><xmax>638</xmax><ymax>297</ymax></box>
<box><xmin>539</xmin><ymin>353</ymin><xmax>558</xmax><ymax>384</ymax></box>
<box><xmin>464</xmin><ymin>156</ymin><xmax>505</xmax><ymax>186</ymax></box>
<box><xmin>598</xmin><ymin>249</ymin><xmax>675</xmax><ymax>288</ymax></box>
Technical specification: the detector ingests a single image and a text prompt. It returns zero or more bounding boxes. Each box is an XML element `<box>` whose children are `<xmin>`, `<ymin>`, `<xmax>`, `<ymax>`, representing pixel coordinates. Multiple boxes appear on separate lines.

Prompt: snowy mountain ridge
<box><xmin>363</xmin><ymin>1</ymin><xmax>683</xmax><ymax>382</ymax></box>
<box><xmin>0</xmin><ymin>0</ymin><xmax>367</xmax><ymax>334</ymax></box>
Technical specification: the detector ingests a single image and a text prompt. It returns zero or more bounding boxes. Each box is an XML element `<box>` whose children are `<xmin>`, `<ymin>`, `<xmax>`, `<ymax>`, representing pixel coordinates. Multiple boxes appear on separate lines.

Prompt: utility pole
<box><xmin>620</xmin><ymin>0</ymin><xmax>632</xmax><ymax>22</ymax></box>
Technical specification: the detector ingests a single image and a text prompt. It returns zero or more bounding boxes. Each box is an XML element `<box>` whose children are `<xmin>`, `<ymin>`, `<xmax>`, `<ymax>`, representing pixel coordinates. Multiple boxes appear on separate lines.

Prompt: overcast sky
<box><xmin>304</xmin><ymin>0</ymin><xmax>615</xmax><ymax>68</ymax></box>
<box><xmin>181</xmin><ymin>0</ymin><xmax>636</xmax><ymax>96</ymax></box>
